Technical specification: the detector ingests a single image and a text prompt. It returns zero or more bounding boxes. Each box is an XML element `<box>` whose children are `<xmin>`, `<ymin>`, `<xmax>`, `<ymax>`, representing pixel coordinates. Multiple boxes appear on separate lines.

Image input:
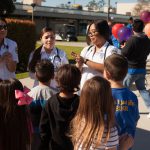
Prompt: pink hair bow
<box><xmin>15</xmin><ymin>87</ymin><xmax>33</xmax><ymax>106</ymax></box>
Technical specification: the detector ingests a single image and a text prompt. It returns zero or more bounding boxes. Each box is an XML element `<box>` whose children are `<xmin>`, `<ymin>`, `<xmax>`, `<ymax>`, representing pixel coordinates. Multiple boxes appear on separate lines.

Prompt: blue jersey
<box><xmin>111</xmin><ymin>35</ymin><xmax>120</xmax><ymax>49</ymax></box>
<box><xmin>126</xmin><ymin>24</ymin><xmax>133</xmax><ymax>30</ymax></box>
<box><xmin>112</xmin><ymin>88</ymin><xmax>140</xmax><ymax>137</ymax></box>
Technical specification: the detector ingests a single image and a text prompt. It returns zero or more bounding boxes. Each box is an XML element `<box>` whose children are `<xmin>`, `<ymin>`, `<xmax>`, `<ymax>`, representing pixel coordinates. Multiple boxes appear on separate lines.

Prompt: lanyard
<box><xmin>85</xmin><ymin>43</ymin><xmax>109</xmax><ymax>60</ymax></box>
<box><xmin>103</xmin><ymin>43</ymin><xmax>109</xmax><ymax>61</ymax></box>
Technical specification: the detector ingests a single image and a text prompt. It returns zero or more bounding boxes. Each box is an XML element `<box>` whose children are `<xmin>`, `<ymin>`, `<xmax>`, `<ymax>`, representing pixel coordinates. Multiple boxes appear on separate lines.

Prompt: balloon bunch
<box><xmin>140</xmin><ymin>11</ymin><xmax>150</xmax><ymax>37</ymax></box>
<box><xmin>112</xmin><ymin>24</ymin><xmax>132</xmax><ymax>42</ymax></box>
<box><xmin>140</xmin><ymin>11</ymin><xmax>150</xmax><ymax>24</ymax></box>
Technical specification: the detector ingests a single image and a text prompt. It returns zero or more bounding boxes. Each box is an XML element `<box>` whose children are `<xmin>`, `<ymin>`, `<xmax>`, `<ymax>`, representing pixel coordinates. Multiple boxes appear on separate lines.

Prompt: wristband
<box><xmin>84</xmin><ymin>59</ymin><xmax>89</xmax><ymax>64</ymax></box>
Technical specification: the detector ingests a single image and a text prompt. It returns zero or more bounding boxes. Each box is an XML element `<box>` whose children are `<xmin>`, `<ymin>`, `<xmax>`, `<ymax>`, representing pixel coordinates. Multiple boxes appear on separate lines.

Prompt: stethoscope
<box><xmin>52</xmin><ymin>48</ymin><xmax>61</xmax><ymax>64</ymax></box>
<box><xmin>51</xmin><ymin>48</ymin><xmax>61</xmax><ymax>71</ymax></box>
<box><xmin>85</xmin><ymin>43</ymin><xmax>109</xmax><ymax>61</ymax></box>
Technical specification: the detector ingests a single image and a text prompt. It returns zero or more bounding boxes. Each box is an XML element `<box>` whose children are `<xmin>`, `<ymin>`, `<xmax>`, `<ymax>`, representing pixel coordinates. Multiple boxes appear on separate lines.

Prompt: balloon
<box><xmin>140</xmin><ymin>11</ymin><xmax>150</xmax><ymax>23</ymax></box>
<box><xmin>112</xmin><ymin>24</ymin><xmax>124</xmax><ymax>39</ymax></box>
<box><xmin>144</xmin><ymin>23</ymin><xmax>150</xmax><ymax>37</ymax></box>
<box><xmin>117</xmin><ymin>27</ymin><xmax>132</xmax><ymax>42</ymax></box>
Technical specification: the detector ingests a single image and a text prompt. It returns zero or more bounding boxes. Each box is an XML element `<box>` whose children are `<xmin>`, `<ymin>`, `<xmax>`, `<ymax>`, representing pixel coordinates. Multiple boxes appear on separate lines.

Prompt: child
<box><xmin>71</xmin><ymin>76</ymin><xmax>119</xmax><ymax>150</ymax></box>
<box><xmin>39</xmin><ymin>64</ymin><xmax>81</xmax><ymax>150</ymax></box>
<box><xmin>0</xmin><ymin>78</ymin><xmax>32</xmax><ymax>150</ymax></box>
<box><xmin>104</xmin><ymin>53</ymin><xmax>140</xmax><ymax>149</ymax></box>
<box><xmin>28</xmin><ymin>59</ymin><xmax>54</xmax><ymax>150</ymax></box>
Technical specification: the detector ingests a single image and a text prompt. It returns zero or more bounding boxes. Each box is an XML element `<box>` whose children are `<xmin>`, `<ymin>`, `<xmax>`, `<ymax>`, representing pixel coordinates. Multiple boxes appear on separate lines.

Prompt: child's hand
<box><xmin>119</xmin><ymin>133</ymin><xmax>134</xmax><ymax>150</ymax></box>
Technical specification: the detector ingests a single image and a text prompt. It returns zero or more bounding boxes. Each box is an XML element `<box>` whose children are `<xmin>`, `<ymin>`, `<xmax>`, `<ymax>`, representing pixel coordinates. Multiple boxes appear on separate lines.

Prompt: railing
<box><xmin>14</xmin><ymin>3</ymin><xmax>130</xmax><ymax>20</ymax></box>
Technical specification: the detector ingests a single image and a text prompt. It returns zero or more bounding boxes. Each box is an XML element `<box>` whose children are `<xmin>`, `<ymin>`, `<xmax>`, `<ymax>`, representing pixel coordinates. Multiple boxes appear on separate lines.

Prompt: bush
<box><xmin>6</xmin><ymin>18</ymin><xmax>36</xmax><ymax>73</ymax></box>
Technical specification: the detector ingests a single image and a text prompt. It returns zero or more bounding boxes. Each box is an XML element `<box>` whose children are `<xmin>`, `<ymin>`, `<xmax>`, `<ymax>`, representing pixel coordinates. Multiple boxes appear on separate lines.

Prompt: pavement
<box><xmin>20</xmin><ymin>42</ymin><xmax>150</xmax><ymax>150</ymax></box>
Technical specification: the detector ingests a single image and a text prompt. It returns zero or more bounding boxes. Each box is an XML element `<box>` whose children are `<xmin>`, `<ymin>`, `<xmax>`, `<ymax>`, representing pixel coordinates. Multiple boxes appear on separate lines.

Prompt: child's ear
<box><xmin>103</xmin><ymin>70</ymin><xmax>111</xmax><ymax>80</ymax></box>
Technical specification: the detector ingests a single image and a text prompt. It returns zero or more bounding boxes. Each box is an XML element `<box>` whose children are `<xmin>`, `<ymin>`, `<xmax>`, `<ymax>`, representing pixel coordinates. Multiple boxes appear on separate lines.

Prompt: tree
<box><xmin>86</xmin><ymin>0</ymin><xmax>105</xmax><ymax>11</ymax></box>
<box><xmin>133</xmin><ymin>0</ymin><xmax>150</xmax><ymax>16</ymax></box>
<box><xmin>0</xmin><ymin>0</ymin><xmax>15</xmax><ymax>16</ymax></box>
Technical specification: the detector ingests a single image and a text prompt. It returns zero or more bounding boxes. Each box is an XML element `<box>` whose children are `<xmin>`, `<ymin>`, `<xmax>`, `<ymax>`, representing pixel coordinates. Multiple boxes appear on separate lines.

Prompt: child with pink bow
<box><xmin>0</xmin><ymin>78</ymin><xmax>32</xmax><ymax>150</ymax></box>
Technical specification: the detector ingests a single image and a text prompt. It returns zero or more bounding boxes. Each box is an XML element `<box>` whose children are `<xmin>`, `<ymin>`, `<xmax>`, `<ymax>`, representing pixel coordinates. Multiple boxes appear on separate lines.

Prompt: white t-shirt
<box><xmin>28</xmin><ymin>84</ymin><xmax>53</xmax><ymax>101</ymax></box>
<box><xmin>80</xmin><ymin>42</ymin><xmax>121</xmax><ymax>89</ymax></box>
<box><xmin>29</xmin><ymin>46</ymin><xmax>69</xmax><ymax>92</ymax></box>
<box><xmin>0</xmin><ymin>38</ymin><xmax>18</xmax><ymax>80</ymax></box>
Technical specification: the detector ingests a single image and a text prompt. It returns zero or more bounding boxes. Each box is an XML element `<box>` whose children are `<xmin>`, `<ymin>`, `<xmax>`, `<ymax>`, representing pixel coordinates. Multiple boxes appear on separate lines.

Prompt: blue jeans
<box><xmin>123</xmin><ymin>73</ymin><xmax>150</xmax><ymax>112</ymax></box>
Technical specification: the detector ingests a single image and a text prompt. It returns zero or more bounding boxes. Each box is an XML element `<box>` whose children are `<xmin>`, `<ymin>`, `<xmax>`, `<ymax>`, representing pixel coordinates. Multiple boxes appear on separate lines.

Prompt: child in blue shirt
<box><xmin>104</xmin><ymin>53</ymin><xmax>140</xmax><ymax>150</ymax></box>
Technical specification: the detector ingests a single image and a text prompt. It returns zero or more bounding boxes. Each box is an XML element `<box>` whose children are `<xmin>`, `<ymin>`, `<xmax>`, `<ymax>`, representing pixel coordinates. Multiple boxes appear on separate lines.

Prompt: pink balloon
<box><xmin>140</xmin><ymin>11</ymin><xmax>150</xmax><ymax>23</ymax></box>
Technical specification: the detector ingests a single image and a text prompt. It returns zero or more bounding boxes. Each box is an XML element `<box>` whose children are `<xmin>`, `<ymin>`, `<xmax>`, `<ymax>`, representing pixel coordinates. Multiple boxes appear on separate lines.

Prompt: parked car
<box><xmin>55</xmin><ymin>24</ymin><xmax>78</xmax><ymax>42</ymax></box>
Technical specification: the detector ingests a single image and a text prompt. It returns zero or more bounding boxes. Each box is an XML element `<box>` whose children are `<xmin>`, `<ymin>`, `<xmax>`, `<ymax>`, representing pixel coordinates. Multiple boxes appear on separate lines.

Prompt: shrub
<box><xmin>6</xmin><ymin>18</ymin><xmax>36</xmax><ymax>73</ymax></box>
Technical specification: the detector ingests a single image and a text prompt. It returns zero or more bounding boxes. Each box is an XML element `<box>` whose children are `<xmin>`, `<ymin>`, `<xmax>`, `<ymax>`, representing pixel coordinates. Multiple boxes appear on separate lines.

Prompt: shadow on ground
<box><xmin>133</xmin><ymin>128</ymin><xmax>150</xmax><ymax>150</ymax></box>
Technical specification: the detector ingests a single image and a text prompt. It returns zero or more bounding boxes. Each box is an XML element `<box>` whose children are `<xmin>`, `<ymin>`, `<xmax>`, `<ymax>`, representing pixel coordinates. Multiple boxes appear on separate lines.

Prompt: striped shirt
<box><xmin>78</xmin><ymin>126</ymin><xmax>119</xmax><ymax>150</ymax></box>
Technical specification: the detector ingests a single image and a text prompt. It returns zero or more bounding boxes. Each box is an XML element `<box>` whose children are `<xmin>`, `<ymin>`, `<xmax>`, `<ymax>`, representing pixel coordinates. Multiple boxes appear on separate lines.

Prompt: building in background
<box><xmin>116</xmin><ymin>2</ymin><xmax>150</xmax><ymax>16</ymax></box>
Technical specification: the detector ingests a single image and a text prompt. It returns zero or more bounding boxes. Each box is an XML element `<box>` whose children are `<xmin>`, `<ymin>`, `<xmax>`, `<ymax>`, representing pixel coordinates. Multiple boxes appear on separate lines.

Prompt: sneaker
<box><xmin>147</xmin><ymin>113</ymin><xmax>150</xmax><ymax>119</ymax></box>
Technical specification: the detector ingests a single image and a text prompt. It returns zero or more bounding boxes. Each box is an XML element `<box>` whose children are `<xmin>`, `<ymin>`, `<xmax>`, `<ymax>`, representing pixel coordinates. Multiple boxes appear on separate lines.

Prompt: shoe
<box><xmin>147</xmin><ymin>113</ymin><xmax>150</xmax><ymax>119</ymax></box>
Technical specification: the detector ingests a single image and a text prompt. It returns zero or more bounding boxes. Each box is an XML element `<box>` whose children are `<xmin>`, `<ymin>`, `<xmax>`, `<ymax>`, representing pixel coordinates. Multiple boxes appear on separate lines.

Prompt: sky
<box><xmin>18</xmin><ymin>0</ymin><xmax>138</xmax><ymax>7</ymax></box>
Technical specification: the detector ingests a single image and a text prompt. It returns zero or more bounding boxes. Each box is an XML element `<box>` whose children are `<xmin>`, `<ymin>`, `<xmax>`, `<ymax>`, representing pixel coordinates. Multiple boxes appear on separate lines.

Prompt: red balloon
<box><xmin>140</xmin><ymin>11</ymin><xmax>150</xmax><ymax>23</ymax></box>
<box><xmin>112</xmin><ymin>24</ymin><xmax>124</xmax><ymax>39</ymax></box>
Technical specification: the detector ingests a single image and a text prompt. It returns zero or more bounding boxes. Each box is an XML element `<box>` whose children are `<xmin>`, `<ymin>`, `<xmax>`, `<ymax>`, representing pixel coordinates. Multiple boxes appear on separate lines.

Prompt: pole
<box><xmin>32</xmin><ymin>9</ymin><xmax>34</xmax><ymax>22</ymax></box>
<box><xmin>107</xmin><ymin>0</ymin><xmax>110</xmax><ymax>21</ymax></box>
<box><xmin>31</xmin><ymin>3</ymin><xmax>36</xmax><ymax>22</ymax></box>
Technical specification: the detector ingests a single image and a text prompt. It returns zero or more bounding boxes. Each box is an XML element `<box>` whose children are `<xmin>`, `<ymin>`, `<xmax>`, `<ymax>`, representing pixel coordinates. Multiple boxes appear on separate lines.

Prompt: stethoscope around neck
<box><xmin>52</xmin><ymin>48</ymin><xmax>61</xmax><ymax>63</ymax></box>
<box><xmin>49</xmin><ymin>48</ymin><xmax>61</xmax><ymax>71</ymax></box>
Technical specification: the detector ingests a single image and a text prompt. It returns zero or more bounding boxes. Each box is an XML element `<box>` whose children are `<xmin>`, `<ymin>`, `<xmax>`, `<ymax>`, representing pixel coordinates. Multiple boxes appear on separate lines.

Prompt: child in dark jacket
<box><xmin>39</xmin><ymin>64</ymin><xmax>81</xmax><ymax>150</ymax></box>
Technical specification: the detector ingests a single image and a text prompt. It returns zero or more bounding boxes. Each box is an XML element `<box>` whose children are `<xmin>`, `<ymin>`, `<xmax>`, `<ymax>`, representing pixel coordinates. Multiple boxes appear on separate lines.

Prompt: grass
<box><xmin>16</xmin><ymin>72</ymin><xmax>29</xmax><ymax>79</ymax></box>
<box><xmin>16</xmin><ymin>45</ymin><xmax>84</xmax><ymax>79</ymax></box>
<box><xmin>56</xmin><ymin>45</ymin><xmax>82</xmax><ymax>59</ymax></box>
<box><xmin>77</xmin><ymin>36</ymin><xmax>86</xmax><ymax>42</ymax></box>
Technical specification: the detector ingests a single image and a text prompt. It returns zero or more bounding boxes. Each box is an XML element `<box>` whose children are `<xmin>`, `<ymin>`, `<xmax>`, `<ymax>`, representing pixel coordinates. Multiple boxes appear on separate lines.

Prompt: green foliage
<box><xmin>6</xmin><ymin>18</ymin><xmax>36</xmax><ymax>73</ymax></box>
<box><xmin>86</xmin><ymin>0</ymin><xmax>105</xmax><ymax>11</ymax></box>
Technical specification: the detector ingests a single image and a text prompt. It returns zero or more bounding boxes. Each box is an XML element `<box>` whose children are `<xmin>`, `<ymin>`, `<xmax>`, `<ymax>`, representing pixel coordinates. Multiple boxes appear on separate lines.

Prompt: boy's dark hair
<box><xmin>55</xmin><ymin>64</ymin><xmax>81</xmax><ymax>92</ymax></box>
<box><xmin>133</xmin><ymin>19</ymin><xmax>144</xmax><ymax>33</ymax></box>
<box><xmin>104</xmin><ymin>53</ymin><xmax>128</xmax><ymax>81</ymax></box>
<box><xmin>35</xmin><ymin>59</ymin><xmax>54</xmax><ymax>83</ymax></box>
